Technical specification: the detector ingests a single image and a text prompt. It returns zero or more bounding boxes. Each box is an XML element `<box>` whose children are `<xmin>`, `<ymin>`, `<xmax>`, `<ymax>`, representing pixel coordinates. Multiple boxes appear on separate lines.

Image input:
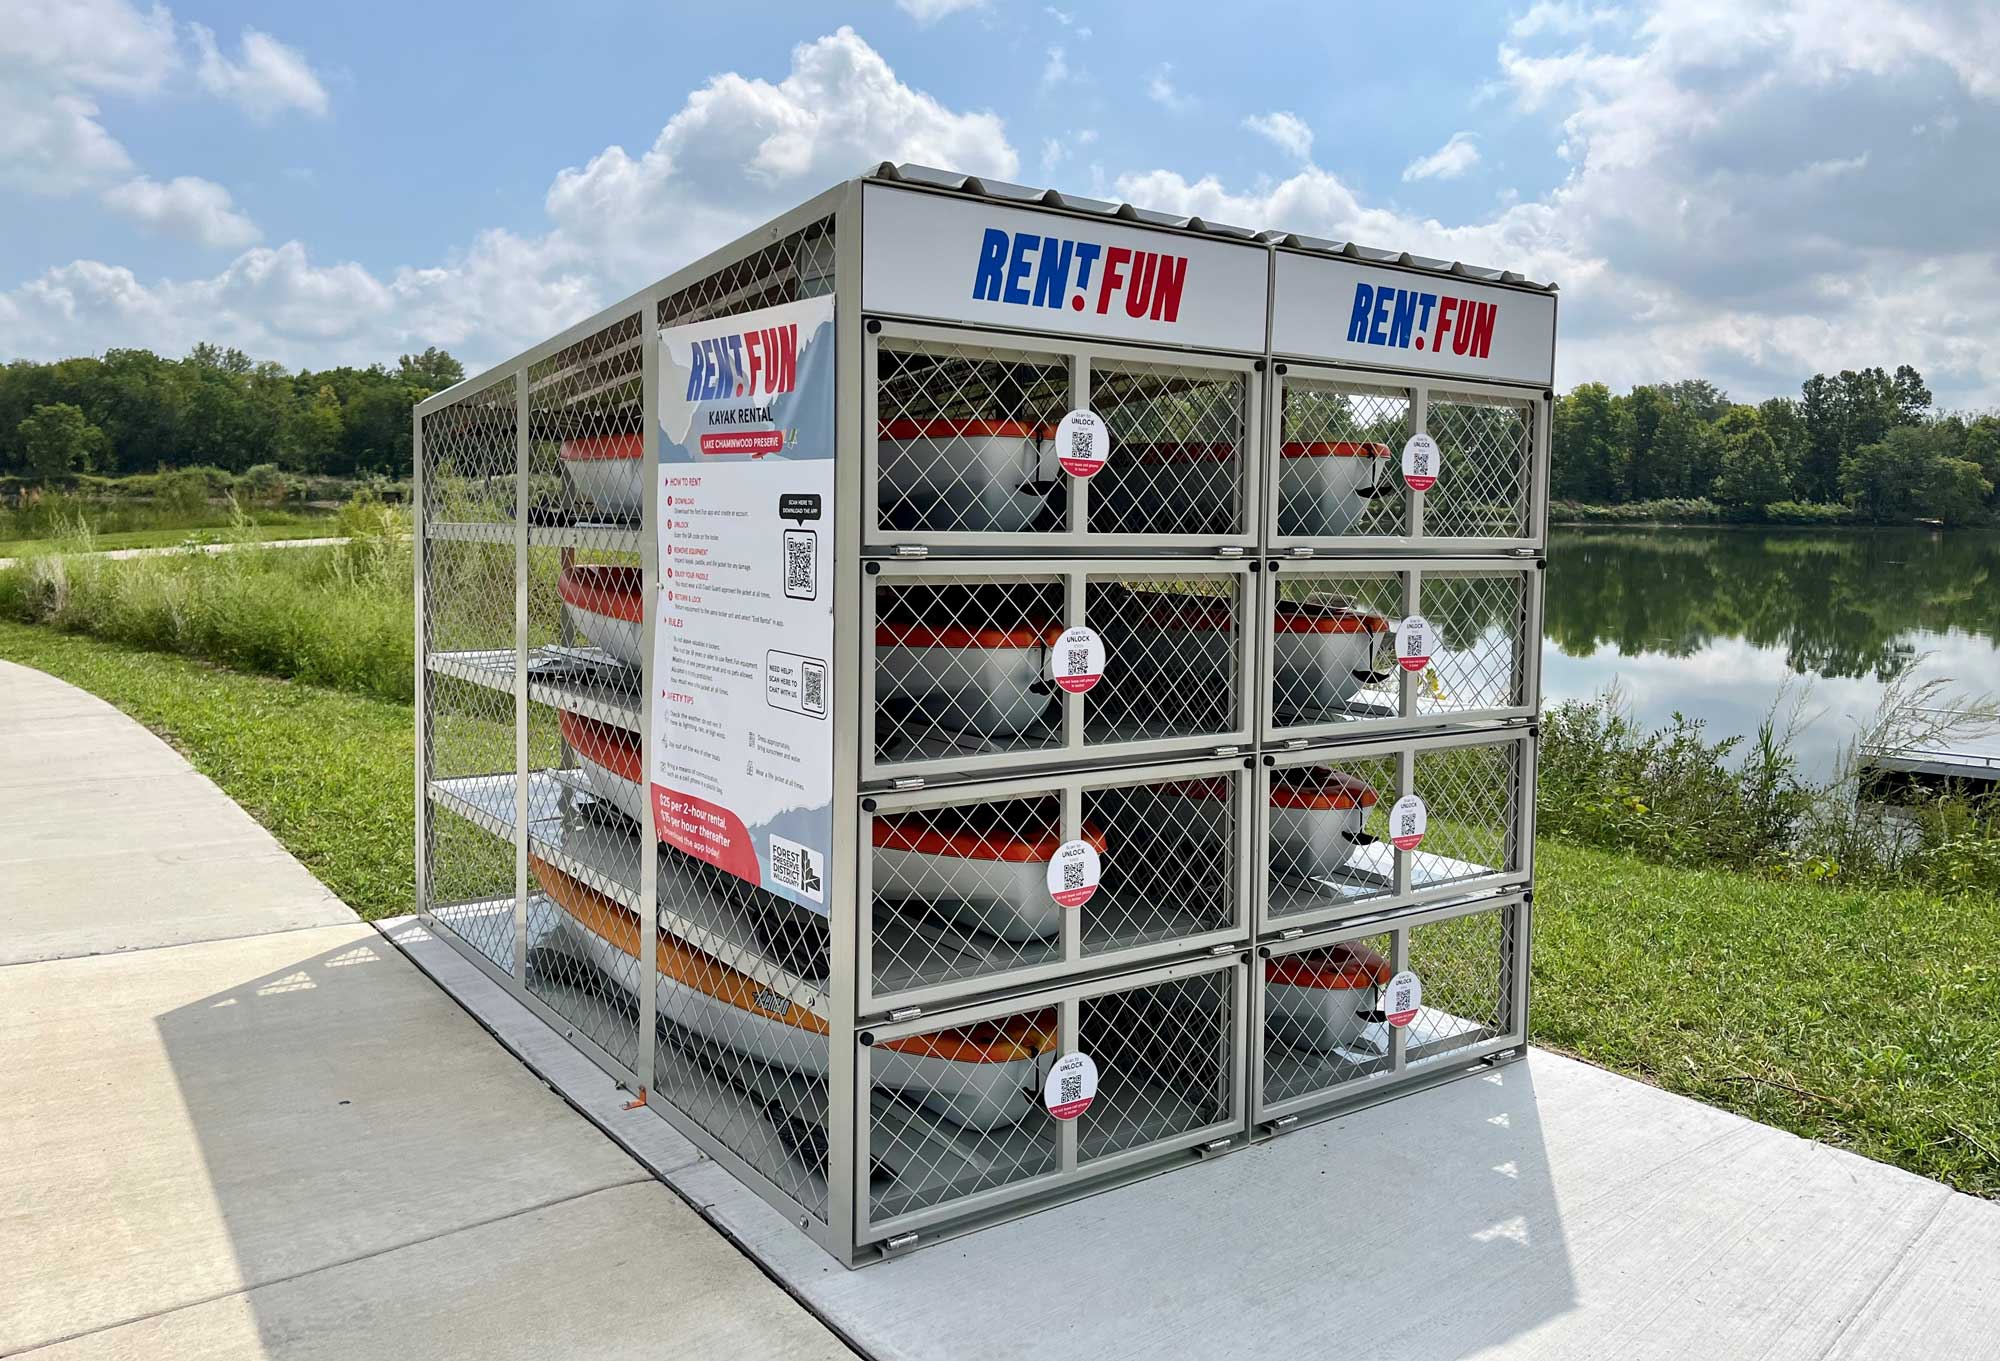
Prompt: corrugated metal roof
<box><xmin>869</xmin><ymin>162</ymin><xmax>1556</xmax><ymax>292</ymax></box>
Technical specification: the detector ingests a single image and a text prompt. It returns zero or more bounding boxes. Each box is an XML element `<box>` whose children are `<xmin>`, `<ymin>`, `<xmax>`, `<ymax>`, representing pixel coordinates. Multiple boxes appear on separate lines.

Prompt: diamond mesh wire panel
<box><xmin>511</xmin><ymin>313</ymin><xmax>652</xmax><ymax>1070</ymax></box>
<box><xmin>862</xmin><ymin>767</ymin><xmax>1244</xmax><ymax>1004</ymax></box>
<box><xmin>1081</xmin><ymin>773</ymin><xmax>1238</xmax><ymax>954</ymax></box>
<box><xmin>1086</xmin><ymin>359</ymin><xmax>1247</xmax><ymax>537</ymax></box>
<box><xmin>868</xmin><ymin>792</ymin><xmax>1067</xmax><ymax>997</ymax></box>
<box><xmin>1407</xmin><ymin>738</ymin><xmax>1521</xmax><ymax>896</ymax></box>
<box><xmin>1276</xmin><ymin>378</ymin><xmax>1408</xmax><ymax>539</ymax></box>
<box><xmin>422</xmin><ymin>378</ymin><xmax>519</xmax><ymax>527</ymax></box>
<box><xmin>1086</xmin><ymin>573</ymin><xmax>1242</xmax><ymax>742</ymax></box>
<box><xmin>865</xmin><ymin>1007</ymin><xmax>1062</xmax><ymax>1224</ymax></box>
<box><xmin>873</xmin><ymin>573</ymin><xmax>1066</xmax><ymax>765</ymax></box>
<box><xmin>1405</xmin><ymin>905</ymin><xmax>1513</xmax><ymax>1059</ymax></box>
<box><xmin>421</xmin><ymin>377</ymin><xmax>520</xmax><ymax>973</ymax></box>
<box><xmin>1414</xmin><ymin>569</ymin><xmax>1530</xmax><ymax>718</ymax></box>
<box><xmin>1267</xmin><ymin>570</ymin><xmax>1401</xmax><ymax>730</ymax></box>
<box><xmin>1264</xmin><ymin>753</ymin><xmax>1399</xmax><ymax>921</ymax></box>
<box><xmin>528</xmin><ymin>846</ymin><xmax>833</xmax><ymax>1217</ymax></box>
<box><xmin>1423</xmin><ymin>391</ymin><xmax>1533</xmax><ymax>540</ymax></box>
<box><xmin>1078</xmin><ymin>969</ymin><xmax>1236</xmax><ymax>1161</ymax></box>
<box><xmin>874</xmin><ymin>337</ymin><xmax>1071</xmax><ymax>535</ymax></box>
<box><xmin>1260</xmin><ymin>929</ymin><xmax>1396</xmax><ymax>1103</ymax></box>
<box><xmin>658</xmin><ymin>216</ymin><xmax>835</xmax><ymax>331</ymax></box>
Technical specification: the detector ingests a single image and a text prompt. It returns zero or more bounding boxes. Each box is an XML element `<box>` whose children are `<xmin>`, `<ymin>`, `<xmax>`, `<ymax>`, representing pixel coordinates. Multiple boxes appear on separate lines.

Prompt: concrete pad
<box><xmin>0</xmin><ymin>660</ymin><xmax>353</xmax><ymax>962</ymax></box>
<box><xmin>24</xmin><ymin>1183</ymin><xmax>853</xmax><ymax>1361</ymax></box>
<box><xmin>0</xmin><ymin>925</ymin><xmax>652</xmax><ymax>1355</ymax></box>
<box><xmin>417</xmin><ymin>928</ymin><xmax>2000</xmax><ymax>1361</ymax></box>
<box><xmin>380</xmin><ymin>916</ymin><xmax>708</xmax><ymax>1179</ymax></box>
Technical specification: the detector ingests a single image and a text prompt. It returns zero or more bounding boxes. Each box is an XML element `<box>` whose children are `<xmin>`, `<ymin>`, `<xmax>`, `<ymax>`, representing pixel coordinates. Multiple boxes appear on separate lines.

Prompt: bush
<box><xmin>1549</xmin><ymin>498</ymin><xmax>1724</xmax><ymax>524</ymax></box>
<box><xmin>0</xmin><ymin>507</ymin><xmax>413</xmax><ymax>702</ymax></box>
<box><xmin>1537</xmin><ymin>695</ymin><xmax>1814</xmax><ymax>869</ymax></box>
<box><xmin>238</xmin><ymin>463</ymin><xmax>293</xmax><ymax>507</ymax></box>
<box><xmin>1762</xmin><ymin>499</ymin><xmax>1856</xmax><ymax>525</ymax></box>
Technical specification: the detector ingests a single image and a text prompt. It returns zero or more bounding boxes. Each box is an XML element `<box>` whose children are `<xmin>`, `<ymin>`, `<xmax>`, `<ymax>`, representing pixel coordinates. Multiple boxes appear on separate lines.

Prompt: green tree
<box><xmin>1552</xmin><ymin>382</ymin><xmax>1624</xmax><ymax>502</ymax></box>
<box><xmin>18</xmin><ymin>402</ymin><xmax>106</xmax><ymax>483</ymax></box>
<box><xmin>1841</xmin><ymin>427</ymin><xmax>1936</xmax><ymax>522</ymax></box>
<box><xmin>1921</xmin><ymin>458</ymin><xmax>1992</xmax><ymax>525</ymax></box>
<box><xmin>397</xmin><ymin>347</ymin><xmax>465</xmax><ymax>394</ymax></box>
<box><xmin>1714</xmin><ymin>425</ymin><xmax>1791</xmax><ymax>510</ymax></box>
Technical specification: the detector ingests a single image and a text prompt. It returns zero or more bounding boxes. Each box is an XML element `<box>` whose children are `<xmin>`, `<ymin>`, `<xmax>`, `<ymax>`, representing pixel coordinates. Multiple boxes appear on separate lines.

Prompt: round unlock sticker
<box><xmin>1402</xmin><ymin>433</ymin><xmax>1440</xmax><ymax>491</ymax></box>
<box><xmin>1395</xmin><ymin>615</ymin><xmax>1436</xmax><ymax>672</ymax></box>
<box><xmin>1383</xmin><ymin>970</ymin><xmax>1423</xmax><ymax>1028</ymax></box>
<box><xmin>1388</xmin><ymin>794</ymin><xmax>1428</xmax><ymax>851</ymax></box>
<box><xmin>1055</xmin><ymin>408</ymin><xmax>1110</xmax><ymax>477</ymax></box>
<box><xmin>1048</xmin><ymin>625</ymin><xmax>1105</xmax><ymax>694</ymax></box>
<box><xmin>1044</xmin><ymin>1051</ymin><xmax>1099</xmax><ymax>1120</ymax></box>
<box><xmin>1046</xmin><ymin>838</ymin><xmax>1102</xmax><ymax>908</ymax></box>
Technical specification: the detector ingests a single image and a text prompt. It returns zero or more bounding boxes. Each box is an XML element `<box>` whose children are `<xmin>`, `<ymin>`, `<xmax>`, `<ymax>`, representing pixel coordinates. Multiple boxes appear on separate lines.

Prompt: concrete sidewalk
<box><xmin>0</xmin><ymin>659</ymin><xmax>850</xmax><ymax>1360</ymax></box>
<box><xmin>0</xmin><ymin>536</ymin><xmax>350</xmax><ymax>571</ymax></box>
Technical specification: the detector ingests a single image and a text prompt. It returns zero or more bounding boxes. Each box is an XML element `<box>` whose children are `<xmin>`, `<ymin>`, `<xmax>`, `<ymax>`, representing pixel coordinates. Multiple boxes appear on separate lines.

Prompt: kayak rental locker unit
<box><xmin>413</xmin><ymin>163</ymin><xmax>1555</xmax><ymax>1266</ymax></box>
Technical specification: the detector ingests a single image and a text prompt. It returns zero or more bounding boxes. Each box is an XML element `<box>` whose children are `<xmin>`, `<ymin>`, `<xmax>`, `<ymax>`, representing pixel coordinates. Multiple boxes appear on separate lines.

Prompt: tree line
<box><xmin>0</xmin><ymin>344</ymin><xmax>465</xmax><ymax>485</ymax></box>
<box><xmin>1553</xmin><ymin>366</ymin><xmax>1999</xmax><ymax>524</ymax></box>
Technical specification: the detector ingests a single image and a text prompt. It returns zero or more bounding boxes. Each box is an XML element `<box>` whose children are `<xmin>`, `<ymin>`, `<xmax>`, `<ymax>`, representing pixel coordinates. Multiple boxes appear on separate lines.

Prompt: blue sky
<box><xmin>4</xmin><ymin>0</ymin><xmax>1997</xmax><ymax>406</ymax></box>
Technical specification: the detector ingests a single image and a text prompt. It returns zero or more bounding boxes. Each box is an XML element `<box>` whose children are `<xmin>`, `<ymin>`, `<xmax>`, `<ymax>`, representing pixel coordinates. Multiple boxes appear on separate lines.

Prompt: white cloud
<box><xmin>1042</xmin><ymin>45</ymin><xmax>1070</xmax><ymax>88</ymax></box>
<box><xmin>0</xmin><ymin>0</ymin><xmax>176</xmax><ymax>193</ymax></box>
<box><xmin>543</xmin><ymin>28</ymin><xmax>1015</xmax><ymax>283</ymax></box>
<box><xmin>2</xmin><ymin>27</ymin><xmax>1019</xmax><ymax>371</ymax></box>
<box><xmin>1123</xmin><ymin>0</ymin><xmax>2000</xmax><ymax>406</ymax></box>
<box><xmin>102</xmin><ymin>175</ymin><xmax>260</xmax><ymax>248</ymax></box>
<box><xmin>189</xmin><ymin>24</ymin><xmax>329</xmax><ymax>119</ymax></box>
<box><xmin>1402</xmin><ymin>131</ymin><xmax>1482</xmax><ymax>181</ymax></box>
<box><xmin>894</xmin><ymin>0</ymin><xmax>983</xmax><ymax>23</ymax></box>
<box><xmin>1039</xmin><ymin>127</ymin><xmax>1096</xmax><ymax>179</ymax></box>
<box><xmin>1147</xmin><ymin>63</ymin><xmax>1190</xmax><ymax>111</ymax></box>
<box><xmin>1509</xmin><ymin>1</ymin><xmax>1620</xmax><ymax>38</ymax></box>
<box><xmin>1242</xmin><ymin>111</ymin><xmax>1313</xmax><ymax>160</ymax></box>
<box><xmin>1045</xmin><ymin>6</ymin><xmax>1091</xmax><ymax>38</ymax></box>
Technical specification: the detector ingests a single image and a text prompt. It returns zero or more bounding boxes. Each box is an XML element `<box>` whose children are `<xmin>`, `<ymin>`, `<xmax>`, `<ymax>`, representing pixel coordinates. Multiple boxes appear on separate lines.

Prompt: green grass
<box><xmin>0</xmin><ymin>519</ymin><xmax>413</xmax><ymax>702</ymax></box>
<box><xmin>1534</xmin><ymin>839</ymin><xmax>2000</xmax><ymax>1196</ymax></box>
<box><xmin>1</xmin><ymin>622</ymin><xmax>1994</xmax><ymax>1199</ymax></box>
<box><xmin>0</xmin><ymin>621</ymin><xmax>412</xmax><ymax>920</ymax></box>
<box><xmin>0</xmin><ymin>522</ymin><xmax>337</xmax><ymax>558</ymax></box>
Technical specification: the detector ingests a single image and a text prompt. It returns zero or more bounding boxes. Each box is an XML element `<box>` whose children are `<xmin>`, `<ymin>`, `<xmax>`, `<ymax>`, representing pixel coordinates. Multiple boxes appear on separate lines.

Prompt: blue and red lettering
<box><xmin>684</xmin><ymin>324</ymin><xmax>799</xmax><ymax>401</ymax></box>
<box><xmin>972</xmin><ymin>228</ymin><xmax>1187</xmax><ymax>323</ymax></box>
<box><xmin>1345</xmin><ymin>281</ymin><xmax>1497</xmax><ymax>360</ymax></box>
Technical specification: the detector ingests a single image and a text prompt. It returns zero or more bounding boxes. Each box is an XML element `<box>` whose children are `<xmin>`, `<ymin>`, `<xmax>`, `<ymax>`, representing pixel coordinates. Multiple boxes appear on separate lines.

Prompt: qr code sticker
<box><xmin>1062</xmin><ymin>860</ymin><xmax>1086</xmax><ymax>891</ymax></box>
<box><xmin>1070</xmin><ymin>430</ymin><xmax>1094</xmax><ymax>456</ymax></box>
<box><xmin>1400</xmin><ymin>811</ymin><xmax>1418</xmax><ymax>835</ymax></box>
<box><xmin>801</xmin><ymin>660</ymin><xmax>826</xmax><ymax>717</ymax></box>
<box><xmin>1066</xmin><ymin>647</ymin><xmax>1089</xmax><ymax>674</ymax></box>
<box><xmin>782</xmin><ymin>529</ymin><xmax>815</xmax><ymax>600</ymax></box>
<box><xmin>1060</xmin><ymin>1072</ymin><xmax>1082</xmax><ymax>1104</ymax></box>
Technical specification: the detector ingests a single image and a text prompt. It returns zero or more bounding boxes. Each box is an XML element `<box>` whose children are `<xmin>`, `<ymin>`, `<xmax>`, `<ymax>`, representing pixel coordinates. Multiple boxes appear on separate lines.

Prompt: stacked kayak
<box><xmin>533</xmin><ymin>855</ymin><xmax>1057</xmax><ymax>1131</ymax></box>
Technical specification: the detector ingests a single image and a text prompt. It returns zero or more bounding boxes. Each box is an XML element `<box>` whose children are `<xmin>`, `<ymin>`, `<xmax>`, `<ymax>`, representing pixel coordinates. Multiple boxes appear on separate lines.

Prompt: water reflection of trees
<box><xmin>1545</xmin><ymin>529</ymin><xmax>2000</xmax><ymax>681</ymax></box>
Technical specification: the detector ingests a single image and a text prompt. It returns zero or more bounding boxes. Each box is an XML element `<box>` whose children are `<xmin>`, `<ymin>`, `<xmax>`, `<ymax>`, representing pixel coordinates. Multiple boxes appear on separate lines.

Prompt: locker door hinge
<box><xmin>892</xmin><ymin>776</ymin><xmax>926</xmax><ymax>790</ymax></box>
<box><xmin>892</xmin><ymin>544</ymin><xmax>929</xmax><ymax>559</ymax></box>
<box><xmin>888</xmin><ymin>1006</ymin><xmax>923</xmax><ymax>1022</ymax></box>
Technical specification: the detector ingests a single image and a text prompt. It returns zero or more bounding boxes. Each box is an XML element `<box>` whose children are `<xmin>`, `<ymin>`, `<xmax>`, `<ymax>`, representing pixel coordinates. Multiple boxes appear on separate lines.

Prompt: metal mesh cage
<box><xmin>1264</xmin><ymin>561</ymin><xmax>1537</xmax><ymax>738</ymax></box>
<box><xmin>860</xmin><ymin>761</ymin><xmax>1248</xmax><ymax>1010</ymax></box>
<box><xmin>657</xmin><ymin>217</ymin><xmax>836</xmax><ymax>330</ymax></box>
<box><xmin>1422</xmin><ymin>390</ymin><xmax>1535</xmax><ymax>541</ymax></box>
<box><xmin>1262</xmin><ymin>730</ymin><xmax>1531</xmax><ymax>932</ymax></box>
<box><xmin>859</xmin><ymin>956</ymin><xmax>1244</xmax><ymax>1240</ymax></box>
<box><xmin>1275</xmin><ymin>377</ymin><xmax>1409</xmax><ymax>539</ymax></box>
<box><xmin>874</xmin><ymin>335</ymin><xmax>1071</xmax><ymax>535</ymax></box>
<box><xmin>867</xmin><ymin>564</ymin><xmax>1252</xmax><ymax>779</ymax></box>
<box><xmin>1256</xmin><ymin>897</ymin><xmax>1524</xmax><ymax>1123</ymax></box>
<box><xmin>1077</xmin><ymin>968</ymin><xmax>1236</xmax><ymax>1162</ymax></box>
<box><xmin>1086</xmin><ymin>358</ymin><xmax>1250</xmax><ymax>537</ymax></box>
<box><xmin>1273</xmin><ymin>374</ymin><xmax>1542</xmax><ymax>548</ymax></box>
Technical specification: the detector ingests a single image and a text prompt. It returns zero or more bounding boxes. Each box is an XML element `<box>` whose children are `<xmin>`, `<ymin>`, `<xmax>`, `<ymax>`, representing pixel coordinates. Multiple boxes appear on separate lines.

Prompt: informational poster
<box><xmin>653</xmin><ymin>295</ymin><xmax>836</xmax><ymax>915</ymax></box>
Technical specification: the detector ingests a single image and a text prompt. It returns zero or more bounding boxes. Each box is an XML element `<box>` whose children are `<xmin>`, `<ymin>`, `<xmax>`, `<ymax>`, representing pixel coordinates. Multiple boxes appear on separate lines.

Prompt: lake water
<box><xmin>1543</xmin><ymin>526</ymin><xmax>2000</xmax><ymax>782</ymax></box>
